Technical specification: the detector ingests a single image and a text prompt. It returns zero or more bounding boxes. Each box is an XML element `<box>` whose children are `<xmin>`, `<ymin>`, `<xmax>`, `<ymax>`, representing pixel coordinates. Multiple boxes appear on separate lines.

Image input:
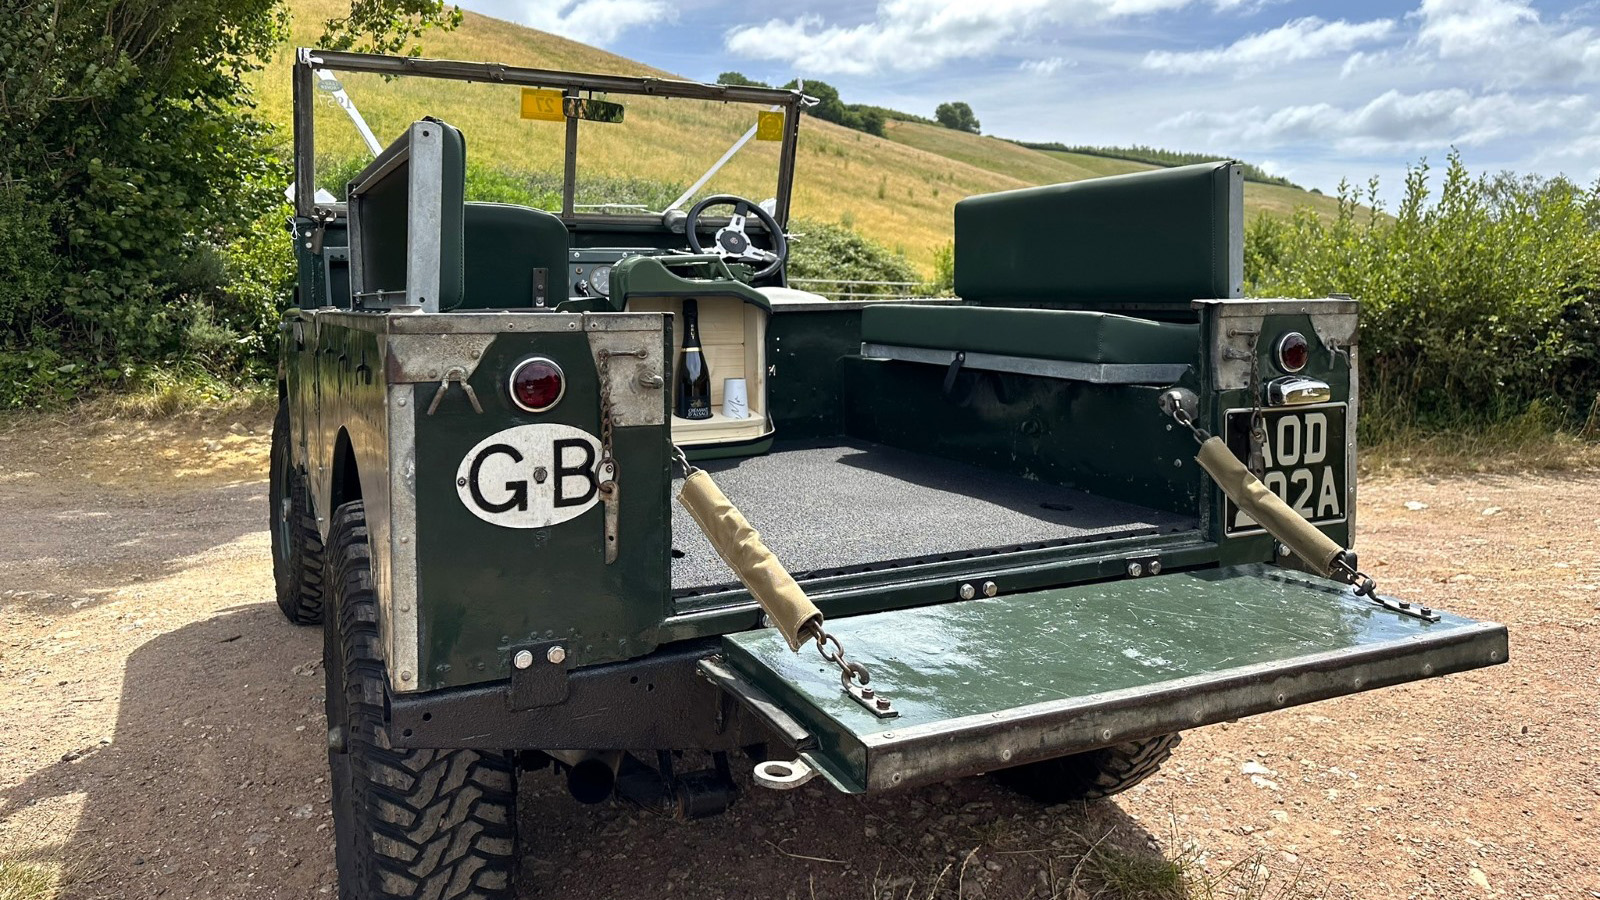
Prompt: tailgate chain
<box><xmin>672</xmin><ymin>445</ymin><xmax>900</xmax><ymax>719</ymax></box>
<box><xmin>596</xmin><ymin>348</ymin><xmax>647</xmax><ymax>564</ymax></box>
<box><xmin>814</xmin><ymin>630</ymin><xmax>898</xmax><ymax>719</ymax></box>
<box><xmin>1167</xmin><ymin>406</ymin><xmax>1438</xmax><ymax>623</ymax></box>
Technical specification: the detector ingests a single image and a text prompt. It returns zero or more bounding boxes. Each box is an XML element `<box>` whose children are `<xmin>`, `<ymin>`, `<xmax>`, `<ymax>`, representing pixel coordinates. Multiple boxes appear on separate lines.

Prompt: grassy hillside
<box><xmin>256</xmin><ymin>0</ymin><xmax>1342</xmax><ymax>274</ymax></box>
<box><xmin>887</xmin><ymin>122</ymin><xmax>1346</xmax><ymax>222</ymax></box>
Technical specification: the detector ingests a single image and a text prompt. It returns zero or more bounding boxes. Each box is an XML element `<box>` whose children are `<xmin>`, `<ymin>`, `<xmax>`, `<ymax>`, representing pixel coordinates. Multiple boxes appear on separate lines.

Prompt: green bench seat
<box><xmin>859</xmin><ymin>304</ymin><xmax>1197</xmax><ymax>384</ymax></box>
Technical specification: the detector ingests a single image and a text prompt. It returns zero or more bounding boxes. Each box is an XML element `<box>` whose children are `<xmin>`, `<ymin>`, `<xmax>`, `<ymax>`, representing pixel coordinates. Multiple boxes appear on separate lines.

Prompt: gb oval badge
<box><xmin>456</xmin><ymin>424</ymin><xmax>603</xmax><ymax>528</ymax></box>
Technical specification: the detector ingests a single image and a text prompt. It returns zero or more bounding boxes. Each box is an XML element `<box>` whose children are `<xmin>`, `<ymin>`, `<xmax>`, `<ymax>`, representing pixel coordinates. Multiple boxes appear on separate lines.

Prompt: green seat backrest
<box><xmin>459</xmin><ymin>203</ymin><xmax>570</xmax><ymax>310</ymax></box>
<box><xmin>954</xmin><ymin>161</ymin><xmax>1243</xmax><ymax>306</ymax></box>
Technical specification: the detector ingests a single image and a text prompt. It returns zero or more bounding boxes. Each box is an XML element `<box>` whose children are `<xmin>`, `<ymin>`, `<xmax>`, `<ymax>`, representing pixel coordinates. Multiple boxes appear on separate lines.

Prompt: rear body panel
<box><xmin>713</xmin><ymin>565</ymin><xmax>1508</xmax><ymax>793</ymax></box>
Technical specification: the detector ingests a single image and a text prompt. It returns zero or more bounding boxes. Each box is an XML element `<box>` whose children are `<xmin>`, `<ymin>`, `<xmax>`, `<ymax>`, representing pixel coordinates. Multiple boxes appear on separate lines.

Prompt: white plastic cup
<box><xmin>722</xmin><ymin>377</ymin><xmax>749</xmax><ymax>419</ymax></box>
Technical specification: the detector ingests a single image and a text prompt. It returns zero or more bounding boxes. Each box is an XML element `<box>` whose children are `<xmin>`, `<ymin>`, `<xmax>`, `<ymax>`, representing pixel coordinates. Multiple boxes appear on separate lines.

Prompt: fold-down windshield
<box><xmin>293</xmin><ymin>49</ymin><xmax>802</xmax><ymax>224</ymax></box>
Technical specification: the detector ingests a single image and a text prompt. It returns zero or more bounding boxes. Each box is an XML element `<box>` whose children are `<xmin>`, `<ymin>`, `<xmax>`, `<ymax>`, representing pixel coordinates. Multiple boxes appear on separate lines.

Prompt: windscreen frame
<box><xmin>291</xmin><ymin>47</ymin><xmax>805</xmax><ymax>228</ymax></box>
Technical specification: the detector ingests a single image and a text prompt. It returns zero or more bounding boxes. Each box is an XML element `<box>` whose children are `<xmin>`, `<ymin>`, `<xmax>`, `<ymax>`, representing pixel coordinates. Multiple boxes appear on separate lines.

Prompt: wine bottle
<box><xmin>675</xmin><ymin>299</ymin><xmax>713</xmax><ymax>420</ymax></box>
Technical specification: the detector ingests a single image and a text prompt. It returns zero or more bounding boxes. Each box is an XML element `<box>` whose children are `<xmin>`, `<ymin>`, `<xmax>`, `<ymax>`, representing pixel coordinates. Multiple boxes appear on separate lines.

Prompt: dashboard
<box><xmin>566</xmin><ymin>247</ymin><xmax>675</xmax><ymax>302</ymax></box>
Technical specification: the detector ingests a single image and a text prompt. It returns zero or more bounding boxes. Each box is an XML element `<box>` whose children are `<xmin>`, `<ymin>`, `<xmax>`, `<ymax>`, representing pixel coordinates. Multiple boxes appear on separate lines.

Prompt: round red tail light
<box><xmin>1276</xmin><ymin>332</ymin><xmax>1309</xmax><ymax>373</ymax></box>
<box><xmin>509</xmin><ymin>357</ymin><xmax>565</xmax><ymax>412</ymax></box>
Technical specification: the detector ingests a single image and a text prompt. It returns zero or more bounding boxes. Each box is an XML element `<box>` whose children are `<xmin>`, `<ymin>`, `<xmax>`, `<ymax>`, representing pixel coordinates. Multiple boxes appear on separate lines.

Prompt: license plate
<box><xmin>1223</xmin><ymin>403</ymin><xmax>1348</xmax><ymax>537</ymax></box>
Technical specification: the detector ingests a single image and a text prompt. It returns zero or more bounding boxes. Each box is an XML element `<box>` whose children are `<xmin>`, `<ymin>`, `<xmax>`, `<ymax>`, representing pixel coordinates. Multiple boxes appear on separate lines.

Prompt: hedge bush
<box><xmin>1246</xmin><ymin>153</ymin><xmax>1600</xmax><ymax>432</ymax></box>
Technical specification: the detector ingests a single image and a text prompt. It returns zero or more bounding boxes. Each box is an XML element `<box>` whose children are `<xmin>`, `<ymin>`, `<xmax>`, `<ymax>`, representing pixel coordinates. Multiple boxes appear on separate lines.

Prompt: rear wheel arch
<box><xmin>330</xmin><ymin>427</ymin><xmax>363</xmax><ymax>513</ymax></box>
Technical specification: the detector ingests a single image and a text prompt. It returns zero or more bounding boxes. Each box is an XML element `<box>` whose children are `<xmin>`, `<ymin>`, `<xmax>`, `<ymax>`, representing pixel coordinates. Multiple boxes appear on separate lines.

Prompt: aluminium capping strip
<box><xmin>859</xmin><ymin>342</ymin><xmax>1190</xmax><ymax>385</ymax></box>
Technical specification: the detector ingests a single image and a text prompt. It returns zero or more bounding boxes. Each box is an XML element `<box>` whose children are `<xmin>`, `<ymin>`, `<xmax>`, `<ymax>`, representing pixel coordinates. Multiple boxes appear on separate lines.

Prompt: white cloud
<box><xmin>1142</xmin><ymin>16</ymin><xmax>1396</xmax><ymax>74</ymax></box>
<box><xmin>499</xmin><ymin>0</ymin><xmax>674</xmax><ymax>46</ymax></box>
<box><xmin>1413</xmin><ymin>0</ymin><xmax>1600</xmax><ymax>87</ymax></box>
<box><xmin>723</xmin><ymin>0</ymin><xmax>1203</xmax><ymax>76</ymax></box>
<box><xmin>1021</xmin><ymin>56</ymin><xmax>1070</xmax><ymax>75</ymax></box>
<box><xmin>1162</xmin><ymin>88</ymin><xmax>1589</xmax><ymax>152</ymax></box>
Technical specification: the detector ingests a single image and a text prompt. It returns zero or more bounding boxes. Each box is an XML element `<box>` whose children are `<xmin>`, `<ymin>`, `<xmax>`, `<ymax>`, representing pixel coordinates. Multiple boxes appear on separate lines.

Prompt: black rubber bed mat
<box><xmin>669</xmin><ymin>438</ymin><xmax>1196</xmax><ymax>595</ymax></box>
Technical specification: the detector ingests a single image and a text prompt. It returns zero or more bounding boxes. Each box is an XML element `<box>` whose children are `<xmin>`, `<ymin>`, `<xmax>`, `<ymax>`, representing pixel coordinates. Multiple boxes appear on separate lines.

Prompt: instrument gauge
<box><xmin>590</xmin><ymin>264</ymin><xmax>613</xmax><ymax>297</ymax></box>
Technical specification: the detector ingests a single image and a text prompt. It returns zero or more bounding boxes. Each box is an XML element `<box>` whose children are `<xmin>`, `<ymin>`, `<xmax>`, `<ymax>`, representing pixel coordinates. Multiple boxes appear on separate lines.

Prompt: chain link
<box><xmin>812</xmin><ymin>629</ymin><xmax>871</xmax><ymax>690</ymax></box>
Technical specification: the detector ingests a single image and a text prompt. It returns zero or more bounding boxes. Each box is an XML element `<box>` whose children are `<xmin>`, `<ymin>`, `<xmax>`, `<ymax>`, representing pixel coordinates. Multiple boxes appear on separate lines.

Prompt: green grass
<box><xmin>255</xmin><ymin>0</ymin><xmax>1343</xmax><ymax>276</ymax></box>
<box><xmin>0</xmin><ymin>850</ymin><xmax>91</xmax><ymax>900</ymax></box>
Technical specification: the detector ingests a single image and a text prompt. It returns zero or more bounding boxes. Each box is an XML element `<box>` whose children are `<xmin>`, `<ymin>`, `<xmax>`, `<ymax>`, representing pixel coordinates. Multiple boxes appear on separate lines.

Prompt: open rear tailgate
<box><xmin>701</xmin><ymin>565</ymin><xmax>1507</xmax><ymax>793</ymax></box>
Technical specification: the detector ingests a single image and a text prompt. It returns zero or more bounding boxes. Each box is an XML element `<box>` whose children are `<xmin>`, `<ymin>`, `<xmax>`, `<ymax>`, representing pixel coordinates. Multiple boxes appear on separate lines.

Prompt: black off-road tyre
<box><xmin>994</xmin><ymin>733</ymin><xmax>1182</xmax><ymax>803</ymax></box>
<box><xmin>323</xmin><ymin>501</ymin><xmax>519</xmax><ymax>900</ymax></box>
<box><xmin>270</xmin><ymin>400</ymin><xmax>324</xmax><ymax>625</ymax></box>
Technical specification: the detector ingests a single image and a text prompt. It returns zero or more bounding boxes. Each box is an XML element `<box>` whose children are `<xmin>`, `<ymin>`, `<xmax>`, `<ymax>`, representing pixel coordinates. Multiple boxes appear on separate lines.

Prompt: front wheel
<box><xmin>323</xmin><ymin>501</ymin><xmax>519</xmax><ymax>900</ymax></box>
<box><xmin>993</xmin><ymin>733</ymin><xmax>1182</xmax><ymax>803</ymax></box>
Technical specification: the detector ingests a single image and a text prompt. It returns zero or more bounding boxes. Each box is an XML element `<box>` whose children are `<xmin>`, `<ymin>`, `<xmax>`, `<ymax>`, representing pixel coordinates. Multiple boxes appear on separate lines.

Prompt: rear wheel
<box><xmin>323</xmin><ymin>501</ymin><xmax>519</xmax><ymax>900</ymax></box>
<box><xmin>270</xmin><ymin>400</ymin><xmax>324</xmax><ymax>625</ymax></box>
<box><xmin>994</xmin><ymin>733</ymin><xmax>1182</xmax><ymax>803</ymax></box>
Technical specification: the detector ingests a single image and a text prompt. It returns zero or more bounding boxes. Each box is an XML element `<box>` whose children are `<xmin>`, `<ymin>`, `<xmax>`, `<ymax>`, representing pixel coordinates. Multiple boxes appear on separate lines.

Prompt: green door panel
<box><xmin>715</xmin><ymin>564</ymin><xmax>1507</xmax><ymax>793</ymax></box>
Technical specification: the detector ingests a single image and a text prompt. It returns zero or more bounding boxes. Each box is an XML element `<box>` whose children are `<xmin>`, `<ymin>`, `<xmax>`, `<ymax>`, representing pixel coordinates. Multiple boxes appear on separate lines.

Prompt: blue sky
<box><xmin>456</xmin><ymin>0</ymin><xmax>1600</xmax><ymax>202</ymax></box>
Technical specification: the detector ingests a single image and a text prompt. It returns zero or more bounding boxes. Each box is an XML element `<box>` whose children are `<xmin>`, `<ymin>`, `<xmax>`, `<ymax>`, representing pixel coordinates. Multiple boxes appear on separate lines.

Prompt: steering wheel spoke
<box><xmin>684</xmin><ymin>194</ymin><xmax>788</xmax><ymax>280</ymax></box>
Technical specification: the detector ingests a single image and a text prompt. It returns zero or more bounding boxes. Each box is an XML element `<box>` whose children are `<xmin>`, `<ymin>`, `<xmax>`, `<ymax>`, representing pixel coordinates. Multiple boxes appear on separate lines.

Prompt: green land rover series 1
<box><xmin>269</xmin><ymin>48</ymin><xmax>1509</xmax><ymax>900</ymax></box>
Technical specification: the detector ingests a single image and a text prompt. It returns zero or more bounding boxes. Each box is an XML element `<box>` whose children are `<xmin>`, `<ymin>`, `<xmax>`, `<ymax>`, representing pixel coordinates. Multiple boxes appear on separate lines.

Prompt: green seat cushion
<box><xmin>954</xmin><ymin>161</ymin><xmax>1241</xmax><ymax>305</ymax></box>
<box><xmin>860</xmin><ymin>304</ymin><xmax>1197</xmax><ymax>366</ymax></box>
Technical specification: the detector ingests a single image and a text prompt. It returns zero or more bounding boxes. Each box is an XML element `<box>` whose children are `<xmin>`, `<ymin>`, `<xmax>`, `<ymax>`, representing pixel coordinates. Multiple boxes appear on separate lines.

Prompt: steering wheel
<box><xmin>684</xmin><ymin>194</ymin><xmax>788</xmax><ymax>279</ymax></box>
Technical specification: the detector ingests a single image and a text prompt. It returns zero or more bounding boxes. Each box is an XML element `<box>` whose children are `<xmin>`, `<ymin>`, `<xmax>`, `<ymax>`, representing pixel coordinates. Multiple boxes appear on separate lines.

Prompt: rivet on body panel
<box><xmin>1101</xmin><ymin>729</ymin><xmax>1112</xmax><ymax>741</ymax></box>
<box><xmin>1000</xmin><ymin>750</ymin><xmax>1013</xmax><ymax>762</ymax></box>
<box><xmin>1274</xmin><ymin>692</ymin><xmax>1287</xmax><ymax>705</ymax></box>
<box><xmin>1422</xmin><ymin>663</ymin><xmax>1434</xmax><ymax>675</ymax></box>
<box><xmin>400</xmin><ymin>670</ymin><xmax>413</xmax><ymax>682</ymax></box>
<box><xmin>397</xmin><ymin>397</ymin><xmax>407</xmax><ymax>407</ymax></box>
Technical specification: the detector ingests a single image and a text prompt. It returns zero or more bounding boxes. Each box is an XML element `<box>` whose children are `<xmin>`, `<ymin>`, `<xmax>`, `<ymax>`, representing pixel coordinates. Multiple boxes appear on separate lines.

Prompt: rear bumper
<box><xmin>387</xmin><ymin>640</ymin><xmax>771</xmax><ymax>751</ymax></box>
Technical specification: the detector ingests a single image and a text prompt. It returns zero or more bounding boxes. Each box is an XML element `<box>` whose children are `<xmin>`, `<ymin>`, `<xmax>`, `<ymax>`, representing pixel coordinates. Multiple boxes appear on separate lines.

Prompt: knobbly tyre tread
<box><xmin>324</xmin><ymin>501</ymin><xmax>518</xmax><ymax>900</ymax></box>
<box><xmin>994</xmin><ymin>733</ymin><xmax>1183</xmax><ymax>803</ymax></box>
<box><xmin>270</xmin><ymin>401</ymin><xmax>325</xmax><ymax>625</ymax></box>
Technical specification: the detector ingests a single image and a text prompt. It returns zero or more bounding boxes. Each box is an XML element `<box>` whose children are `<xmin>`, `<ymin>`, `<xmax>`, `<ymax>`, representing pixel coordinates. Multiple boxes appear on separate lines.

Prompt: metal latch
<box><xmin>305</xmin><ymin>206</ymin><xmax>338</xmax><ymax>255</ymax></box>
<box><xmin>426</xmin><ymin>366</ymin><xmax>483</xmax><ymax>415</ymax></box>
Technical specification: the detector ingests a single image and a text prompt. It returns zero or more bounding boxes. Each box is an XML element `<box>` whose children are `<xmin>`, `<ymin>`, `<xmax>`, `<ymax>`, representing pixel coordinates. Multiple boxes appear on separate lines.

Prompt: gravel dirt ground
<box><xmin>1</xmin><ymin>412</ymin><xmax>1596</xmax><ymax>900</ymax></box>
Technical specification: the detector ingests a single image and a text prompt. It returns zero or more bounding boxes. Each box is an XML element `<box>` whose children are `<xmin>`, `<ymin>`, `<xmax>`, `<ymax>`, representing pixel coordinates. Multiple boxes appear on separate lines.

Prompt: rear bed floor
<box><xmin>670</xmin><ymin>438</ymin><xmax>1197</xmax><ymax>595</ymax></box>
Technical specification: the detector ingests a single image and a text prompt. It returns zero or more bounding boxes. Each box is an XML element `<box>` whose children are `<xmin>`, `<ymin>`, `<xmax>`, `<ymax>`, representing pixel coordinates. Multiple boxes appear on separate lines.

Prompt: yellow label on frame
<box><xmin>520</xmin><ymin>88</ymin><xmax>565</xmax><ymax>122</ymax></box>
<box><xmin>755</xmin><ymin>110</ymin><xmax>784</xmax><ymax>141</ymax></box>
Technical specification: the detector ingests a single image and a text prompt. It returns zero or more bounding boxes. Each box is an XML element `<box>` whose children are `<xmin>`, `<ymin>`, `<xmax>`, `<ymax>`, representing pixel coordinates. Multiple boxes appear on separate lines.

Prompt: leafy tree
<box><xmin>0</xmin><ymin>0</ymin><xmax>459</xmax><ymax>407</ymax></box>
<box><xmin>716</xmin><ymin>71</ymin><xmax>770</xmax><ymax>88</ymax></box>
<box><xmin>321</xmin><ymin>0</ymin><xmax>462</xmax><ymax>55</ymax></box>
<box><xmin>780</xmin><ymin>79</ymin><xmax>886</xmax><ymax>137</ymax></box>
<box><xmin>935</xmin><ymin>101</ymin><xmax>980</xmax><ymax>133</ymax></box>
